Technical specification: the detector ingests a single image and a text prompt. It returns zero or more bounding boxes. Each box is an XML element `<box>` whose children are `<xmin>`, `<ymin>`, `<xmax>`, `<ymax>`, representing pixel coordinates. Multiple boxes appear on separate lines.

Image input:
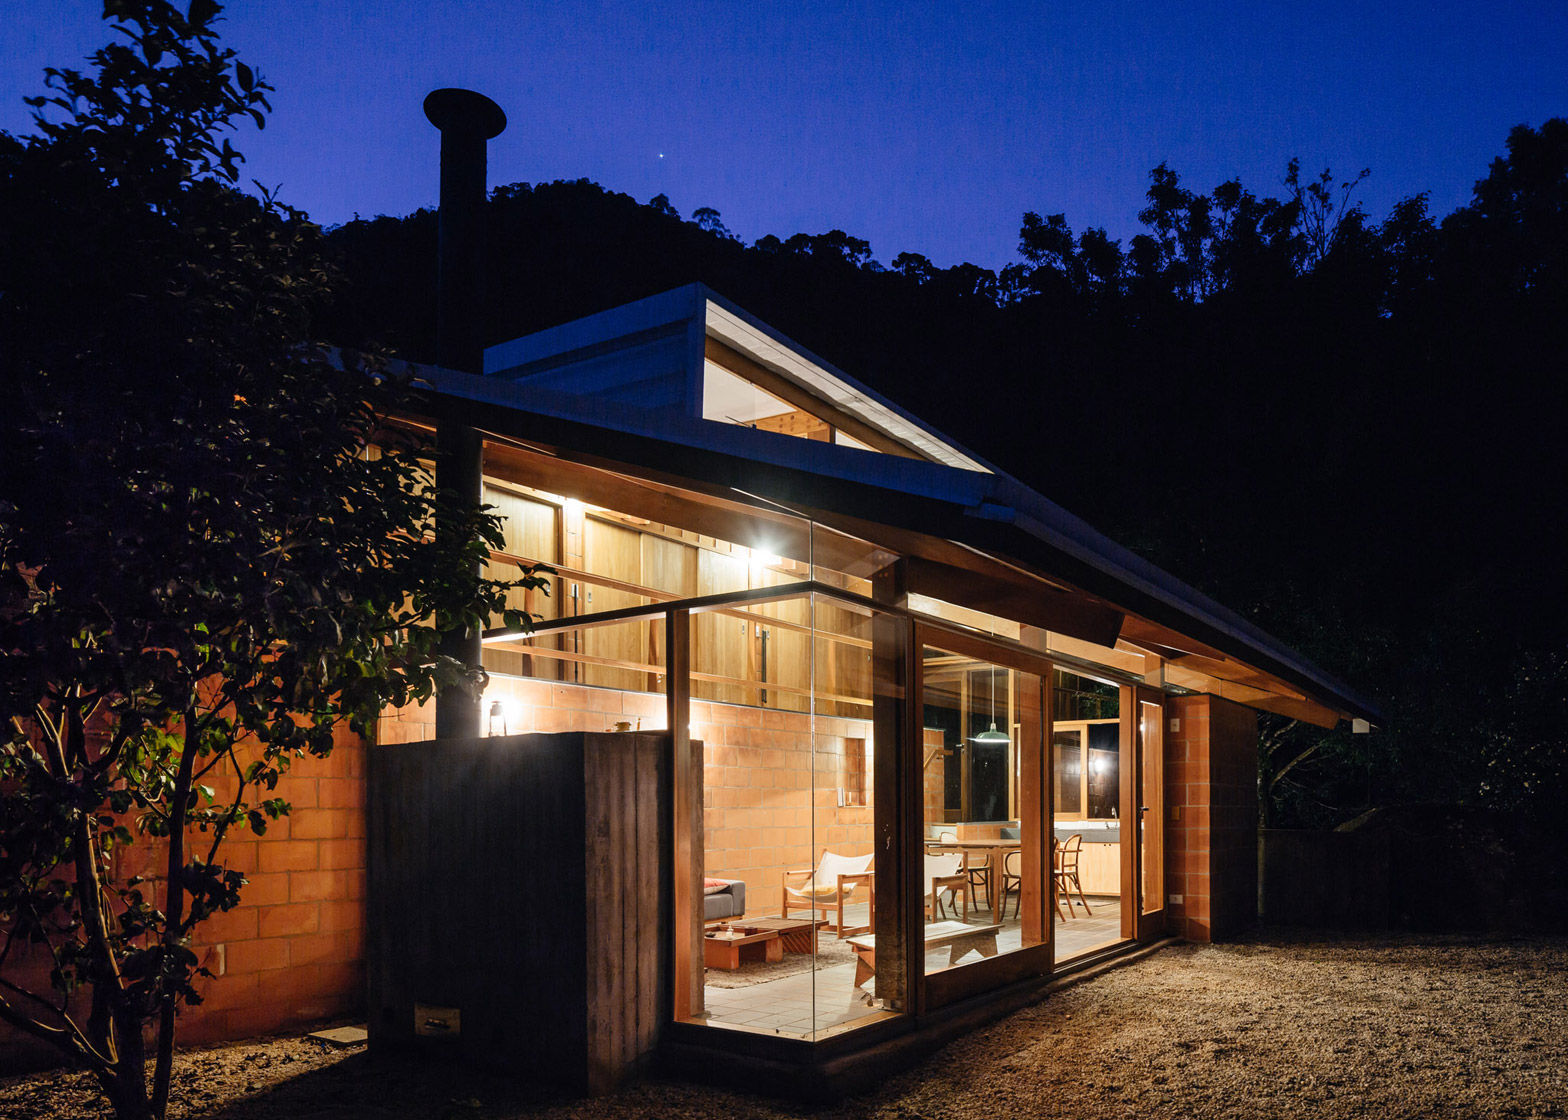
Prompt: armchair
<box><xmin>782</xmin><ymin>850</ymin><xmax>875</xmax><ymax>937</ymax></box>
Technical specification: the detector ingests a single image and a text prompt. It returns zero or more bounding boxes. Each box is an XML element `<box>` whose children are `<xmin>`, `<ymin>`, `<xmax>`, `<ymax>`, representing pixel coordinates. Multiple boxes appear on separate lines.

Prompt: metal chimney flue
<box><xmin>425</xmin><ymin>88</ymin><xmax>505</xmax><ymax>740</ymax></box>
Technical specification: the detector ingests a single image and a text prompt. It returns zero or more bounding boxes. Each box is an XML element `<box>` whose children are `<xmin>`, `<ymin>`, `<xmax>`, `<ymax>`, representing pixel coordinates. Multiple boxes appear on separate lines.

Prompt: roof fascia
<box><xmin>483</xmin><ymin>284</ymin><xmax>706</xmax><ymax>379</ymax></box>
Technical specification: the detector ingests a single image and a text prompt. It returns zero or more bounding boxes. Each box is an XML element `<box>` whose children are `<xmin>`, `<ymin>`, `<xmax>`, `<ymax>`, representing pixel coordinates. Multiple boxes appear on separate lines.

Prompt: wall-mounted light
<box><xmin>485</xmin><ymin>695</ymin><xmax>521</xmax><ymax>737</ymax></box>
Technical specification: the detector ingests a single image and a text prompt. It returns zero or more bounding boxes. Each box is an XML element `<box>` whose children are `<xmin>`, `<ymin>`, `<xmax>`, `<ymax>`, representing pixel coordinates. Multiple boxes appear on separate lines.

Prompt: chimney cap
<box><xmin>423</xmin><ymin>88</ymin><xmax>507</xmax><ymax>139</ymax></box>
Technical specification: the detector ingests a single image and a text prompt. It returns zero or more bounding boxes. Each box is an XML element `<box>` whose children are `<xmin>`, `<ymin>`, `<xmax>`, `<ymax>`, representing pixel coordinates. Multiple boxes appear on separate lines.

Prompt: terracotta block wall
<box><xmin>383</xmin><ymin>677</ymin><xmax>875</xmax><ymax>919</ymax></box>
<box><xmin>180</xmin><ymin>728</ymin><xmax>368</xmax><ymax>1045</ymax></box>
<box><xmin>694</xmin><ymin>703</ymin><xmax>874</xmax><ymax>917</ymax></box>
<box><xmin>0</xmin><ymin>727</ymin><xmax>368</xmax><ymax>1071</ymax></box>
<box><xmin>1164</xmin><ymin>694</ymin><xmax>1258</xmax><ymax>941</ymax></box>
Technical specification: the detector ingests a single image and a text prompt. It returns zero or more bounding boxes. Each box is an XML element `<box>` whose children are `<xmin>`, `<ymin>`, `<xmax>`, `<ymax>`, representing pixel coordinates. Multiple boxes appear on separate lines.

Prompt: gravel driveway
<box><xmin>5</xmin><ymin>929</ymin><xmax>1565</xmax><ymax>1120</ymax></box>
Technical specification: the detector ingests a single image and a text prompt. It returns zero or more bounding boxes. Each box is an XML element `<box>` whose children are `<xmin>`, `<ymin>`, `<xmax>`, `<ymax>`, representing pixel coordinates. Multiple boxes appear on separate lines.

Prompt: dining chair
<box><xmin>999</xmin><ymin>848</ymin><xmax>1024</xmax><ymax>920</ymax></box>
<box><xmin>1055</xmin><ymin>833</ymin><xmax>1092</xmax><ymax>917</ymax></box>
<box><xmin>1050</xmin><ymin>837</ymin><xmax>1068</xmax><ymax>921</ymax></box>
<box><xmin>937</xmin><ymin>830</ymin><xmax>992</xmax><ymax>909</ymax></box>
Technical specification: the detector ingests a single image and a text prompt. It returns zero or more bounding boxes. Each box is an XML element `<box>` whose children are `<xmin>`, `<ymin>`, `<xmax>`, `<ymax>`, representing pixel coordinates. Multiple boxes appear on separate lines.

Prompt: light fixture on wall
<box><xmin>969</xmin><ymin>666</ymin><xmax>1010</xmax><ymax>746</ymax></box>
<box><xmin>487</xmin><ymin>700</ymin><xmax>508</xmax><ymax>737</ymax></box>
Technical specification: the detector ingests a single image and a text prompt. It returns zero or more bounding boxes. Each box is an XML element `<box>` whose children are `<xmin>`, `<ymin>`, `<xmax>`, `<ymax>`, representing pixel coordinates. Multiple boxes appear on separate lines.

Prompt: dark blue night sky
<box><xmin>5</xmin><ymin>1</ymin><xmax>1566</xmax><ymax>269</ymax></box>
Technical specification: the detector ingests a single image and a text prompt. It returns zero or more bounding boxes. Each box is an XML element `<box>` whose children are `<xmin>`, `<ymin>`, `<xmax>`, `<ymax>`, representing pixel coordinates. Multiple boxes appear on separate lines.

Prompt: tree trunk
<box><xmin>150</xmin><ymin>712</ymin><xmax>199</xmax><ymax>1119</ymax></box>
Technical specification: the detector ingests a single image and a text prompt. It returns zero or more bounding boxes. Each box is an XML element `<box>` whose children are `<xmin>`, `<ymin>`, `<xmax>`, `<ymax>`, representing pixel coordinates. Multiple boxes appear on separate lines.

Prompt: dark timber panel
<box><xmin>367</xmin><ymin>732</ymin><xmax>673</xmax><ymax>1095</ymax></box>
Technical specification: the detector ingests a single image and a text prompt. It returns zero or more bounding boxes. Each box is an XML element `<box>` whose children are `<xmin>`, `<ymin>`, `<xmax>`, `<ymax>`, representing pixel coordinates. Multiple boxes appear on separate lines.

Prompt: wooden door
<box><xmin>1133</xmin><ymin>689</ymin><xmax>1167</xmax><ymax>940</ymax></box>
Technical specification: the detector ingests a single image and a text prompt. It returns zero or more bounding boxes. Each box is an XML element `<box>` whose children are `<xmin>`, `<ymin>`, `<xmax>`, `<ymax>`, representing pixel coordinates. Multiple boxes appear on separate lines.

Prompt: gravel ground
<box><xmin>4</xmin><ymin>929</ymin><xmax>1565</xmax><ymax>1120</ymax></box>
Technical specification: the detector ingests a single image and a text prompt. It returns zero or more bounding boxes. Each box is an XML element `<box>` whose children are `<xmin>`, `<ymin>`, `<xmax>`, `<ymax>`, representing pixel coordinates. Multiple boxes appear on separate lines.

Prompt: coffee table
<box><xmin>727</xmin><ymin>917</ymin><xmax>824</xmax><ymax>954</ymax></box>
<box><xmin>703</xmin><ymin>927</ymin><xmax>781</xmax><ymax>970</ymax></box>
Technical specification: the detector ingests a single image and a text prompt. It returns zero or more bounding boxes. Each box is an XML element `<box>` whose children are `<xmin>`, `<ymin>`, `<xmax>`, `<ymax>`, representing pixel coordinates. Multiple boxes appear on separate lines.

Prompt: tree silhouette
<box><xmin>0</xmin><ymin>6</ymin><xmax>541</xmax><ymax>1115</ymax></box>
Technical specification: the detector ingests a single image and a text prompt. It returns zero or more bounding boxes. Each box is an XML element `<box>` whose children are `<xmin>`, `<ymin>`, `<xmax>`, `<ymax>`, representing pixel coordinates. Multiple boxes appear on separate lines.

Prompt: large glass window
<box><xmin>686</xmin><ymin>593</ymin><xmax>892</xmax><ymax>1041</ymax></box>
<box><xmin>921</xmin><ymin>643</ymin><xmax>1046</xmax><ymax>984</ymax></box>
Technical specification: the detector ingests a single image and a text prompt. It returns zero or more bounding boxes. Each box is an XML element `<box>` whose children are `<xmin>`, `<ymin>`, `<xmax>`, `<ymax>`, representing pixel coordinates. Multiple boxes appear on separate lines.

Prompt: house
<box><xmin>0</xmin><ymin>282</ymin><xmax>1379</xmax><ymax>1092</ymax></box>
<box><xmin>363</xmin><ymin>283</ymin><xmax>1377</xmax><ymax>1091</ymax></box>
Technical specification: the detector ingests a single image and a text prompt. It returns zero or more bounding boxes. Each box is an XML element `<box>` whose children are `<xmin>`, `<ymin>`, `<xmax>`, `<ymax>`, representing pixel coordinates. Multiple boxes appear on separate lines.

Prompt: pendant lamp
<box><xmin>969</xmin><ymin>666</ymin><xmax>1011</xmax><ymax>745</ymax></box>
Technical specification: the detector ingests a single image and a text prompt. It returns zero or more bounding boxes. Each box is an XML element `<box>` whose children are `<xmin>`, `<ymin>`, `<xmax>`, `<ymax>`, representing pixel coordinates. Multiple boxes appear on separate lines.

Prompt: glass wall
<box><xmin>920</xmin><ymin>643</ymin><xmax>1046</xmax><ymax>979</ymax></box>
<box><xmin>686</xmin><ymin>592</ymin><xmax>891</xmax><ymax>1041</ymax></box>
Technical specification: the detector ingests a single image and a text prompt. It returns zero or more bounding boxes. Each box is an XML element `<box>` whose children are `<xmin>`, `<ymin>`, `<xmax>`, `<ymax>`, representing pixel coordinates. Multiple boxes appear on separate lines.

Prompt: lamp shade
<box><xmin>969</xmin><ymin>722</ymin><xmax>1010</xmax><ymax>745</ymax></box>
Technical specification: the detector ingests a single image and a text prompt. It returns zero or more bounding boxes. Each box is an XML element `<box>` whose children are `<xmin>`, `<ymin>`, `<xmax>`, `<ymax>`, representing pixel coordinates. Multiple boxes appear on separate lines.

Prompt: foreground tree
<box><xmin>0</xmin><ymin>4</ymin><xmax>543</xmax><ymax>1118</ymax></box>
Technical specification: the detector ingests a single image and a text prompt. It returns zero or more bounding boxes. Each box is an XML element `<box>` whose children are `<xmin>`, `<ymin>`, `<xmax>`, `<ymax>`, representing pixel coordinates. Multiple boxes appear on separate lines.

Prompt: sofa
<box><xmin>703</xmin><ymin>878</ymin><xmax>746</xmax><ymax>923</ymax></box>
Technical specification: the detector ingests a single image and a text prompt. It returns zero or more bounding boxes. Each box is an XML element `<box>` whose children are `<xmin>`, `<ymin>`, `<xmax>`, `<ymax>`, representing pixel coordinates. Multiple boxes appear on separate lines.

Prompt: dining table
<box><xmin>925</xmin><ymin>837</ymin><xmax>1023</xmax><ymax>924</ymax></box>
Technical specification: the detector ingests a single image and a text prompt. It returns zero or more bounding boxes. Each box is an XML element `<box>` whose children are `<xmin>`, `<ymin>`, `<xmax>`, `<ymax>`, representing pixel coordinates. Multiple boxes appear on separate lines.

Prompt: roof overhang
<box><xmin>392</xmin><ymin>360</ymin><xmax>1382</xmax><ymax>729</ymax></box>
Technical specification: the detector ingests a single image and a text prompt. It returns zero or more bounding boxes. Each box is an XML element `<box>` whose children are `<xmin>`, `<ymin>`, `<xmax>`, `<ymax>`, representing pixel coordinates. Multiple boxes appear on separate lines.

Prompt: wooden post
<box><xmin>871</xmin><ymin>561</ymin><xmax>916</xmax><ymax>1014</ymax></box>
<box><xmin>1019</xmin><ymin>670</ymin><xmax>1049</xmax><ymax>952</ymax></box>
<box><xmin>1118</xmin><ymin>684</ymin><xmax>1138</xmax><ymax>941</ymax></box>
<box><xmin>665</xmin><ymin>609</ymin><xmax>702</xmax><ymax>1019</ymax></box>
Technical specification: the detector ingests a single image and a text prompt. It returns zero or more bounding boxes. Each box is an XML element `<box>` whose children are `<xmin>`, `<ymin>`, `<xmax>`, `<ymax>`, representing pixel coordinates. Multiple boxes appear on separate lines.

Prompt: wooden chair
<box><xmin>939</xmin><ymin>830</ymin><xmax>993</xmax><ymax>909</ymax></box>
<box><xmin>1049</xmin><ymin>837</ymin><xmax>1068</xmax><ymax>921</ymax></box>
<box><xmin>998</xmin><ymin>848</ymin><xmax>1024</xmax><ymax>920</ymax></box>
<box><xmin>782</xmin><ymin>850</ymin><xmax>875</xmax><ymax>937</ymax></box>
<box><xmin>1055</xmin><ymin>833</ymin><xmax>1092</xmax><ymax>917</ymax></box>
<box><xmin>924</xmin><ymin>852</ymin><xmax>969</xmax><ymax>922</ymax></box>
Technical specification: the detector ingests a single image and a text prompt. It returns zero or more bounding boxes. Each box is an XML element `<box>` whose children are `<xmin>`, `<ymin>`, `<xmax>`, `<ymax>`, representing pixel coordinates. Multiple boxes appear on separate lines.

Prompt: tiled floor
<box><xmin>700</xmin><ymin>895</ymin><xmax>1127</xmax><ymax>1038</ymax></box>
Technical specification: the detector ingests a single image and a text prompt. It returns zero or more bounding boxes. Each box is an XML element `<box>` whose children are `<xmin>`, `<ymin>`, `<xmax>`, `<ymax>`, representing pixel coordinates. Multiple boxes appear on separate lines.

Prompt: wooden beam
<box><xmin>904</xmin><ymin>555</ymin><xmax>1124</xmax><ymax>649</ymax></box>
<box><xmin>490</xmin><ymin>549</ymin><xmax>873</xmax><ymax>651</ymax></box>
<box><xmin>1036</xmin><ymin>631</ymin><xmax>1151</xmax><ymax>677</ymax></box>
<box><xmin>487</xmin><ymin>641</ymin><xmax>874</xmax><ymax>710</ymax></box>
<box><xmin>482</xmin><ymin>438</ymin><xmax>895</xmax><ymax>576</ymax></box>
<box><xmin>704</xmin><ymin>336</ymin><xmax>919</xmax><ymax>459</ymax></box>
<box><xmin>1117</xmin><ymin>616</ymin><xmax>1230</xmax><ymax>662</ymax></box>
<box><xmin>1162</xmin><ymin>664</ymin><xmax>1339</xmax><ymax>728</ymax></box>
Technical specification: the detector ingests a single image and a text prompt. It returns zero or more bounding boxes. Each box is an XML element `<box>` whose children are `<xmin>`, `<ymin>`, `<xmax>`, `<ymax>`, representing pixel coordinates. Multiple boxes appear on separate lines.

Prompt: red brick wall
<box><xmin>1164</xmin><ymin>694</ymin><xmax>1258</xmax><ymax>941</ymax></box>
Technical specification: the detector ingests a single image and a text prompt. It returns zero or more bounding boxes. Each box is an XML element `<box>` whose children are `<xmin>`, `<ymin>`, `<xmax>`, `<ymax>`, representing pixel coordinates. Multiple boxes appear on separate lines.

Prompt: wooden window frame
<box><xmin>1050</xmin><ymin>717</ymin><xmax>1122</xmax><ymax>823</ymax></box>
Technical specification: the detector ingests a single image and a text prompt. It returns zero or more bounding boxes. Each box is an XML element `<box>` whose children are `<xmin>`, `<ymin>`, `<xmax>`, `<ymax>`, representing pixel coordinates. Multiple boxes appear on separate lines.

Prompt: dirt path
<box><xmin>5</xmin><ymin>930</ymin><xmax>1565</xmax><ymax>1120</ymax></box>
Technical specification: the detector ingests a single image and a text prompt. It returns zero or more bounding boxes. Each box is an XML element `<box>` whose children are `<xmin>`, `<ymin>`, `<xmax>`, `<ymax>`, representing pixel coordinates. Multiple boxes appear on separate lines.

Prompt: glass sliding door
<box><xmin>916</xmin><ymin>625</ymin><xmax>1051</xmax><ymax>1009</ymax></box>
<box><xmin>1052</xmin><ymin>671</ymin><xmax>1126</xmax><ymax>961</ymax></box>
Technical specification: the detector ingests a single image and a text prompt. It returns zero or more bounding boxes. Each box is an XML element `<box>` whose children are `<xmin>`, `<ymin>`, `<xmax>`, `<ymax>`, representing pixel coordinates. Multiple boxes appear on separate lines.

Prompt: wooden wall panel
<box><xmin>583</xmin><ymin>519</ymin><xmax>648</xmax><ymax>691</ymax></box>
<box><xmin>694</xmin><ymin>551</ymin><xmax>749</xmax><ymax>705</ymax></box>
<box><xmin>367</xmin><ymin>732</ymin><xmax>672</xmax><ymax>1095</ymax></box>
<box><xmin>483</xmin><ymin>486</ymin><xmax>563</xmax><ymax>680</ymax></box>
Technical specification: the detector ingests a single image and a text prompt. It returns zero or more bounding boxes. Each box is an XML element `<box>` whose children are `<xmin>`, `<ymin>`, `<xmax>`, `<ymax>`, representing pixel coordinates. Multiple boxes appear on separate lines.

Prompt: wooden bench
<box><xmin>845</xmin><ymin>920</ymin><xmax>1003</xmax><ymax>990</ymax></box>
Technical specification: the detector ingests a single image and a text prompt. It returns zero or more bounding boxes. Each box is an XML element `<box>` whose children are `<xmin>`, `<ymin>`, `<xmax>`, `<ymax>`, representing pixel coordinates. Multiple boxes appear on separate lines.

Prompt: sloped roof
<box><xmin>484</xmin><ymin>283</ymin><xmax>992</xmax><ymax>471</ymax></box>
<box><xmin>414</xmin><ymin>295</ymin><xmax>1382</xmax><ymax>727</ymax></box>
